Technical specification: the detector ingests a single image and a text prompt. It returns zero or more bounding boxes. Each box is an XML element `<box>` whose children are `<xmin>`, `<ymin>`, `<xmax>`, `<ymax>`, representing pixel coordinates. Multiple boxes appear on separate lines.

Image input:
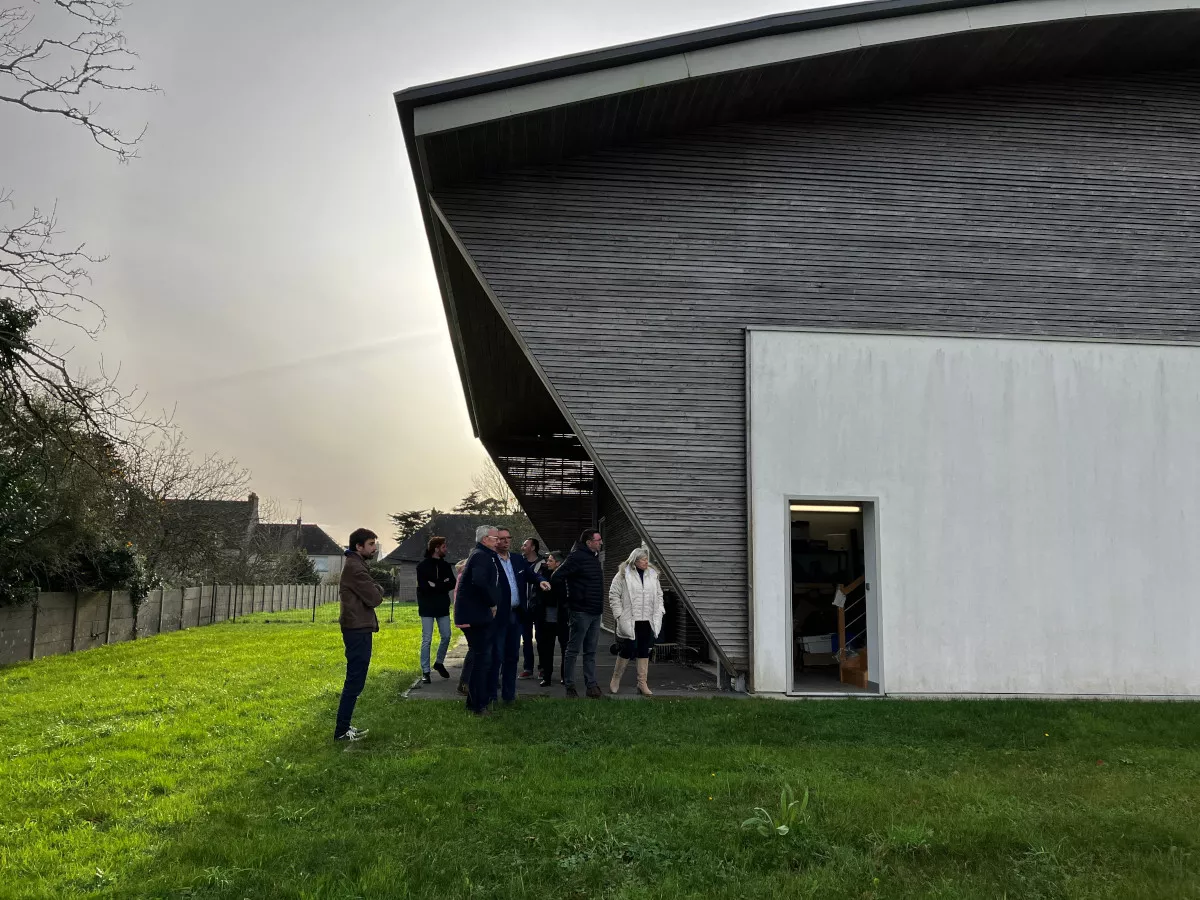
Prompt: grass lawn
<box><xmin>2</xmin><ymin>606</ymin><xmax>1199</xmax><ymax>899</ymax></box>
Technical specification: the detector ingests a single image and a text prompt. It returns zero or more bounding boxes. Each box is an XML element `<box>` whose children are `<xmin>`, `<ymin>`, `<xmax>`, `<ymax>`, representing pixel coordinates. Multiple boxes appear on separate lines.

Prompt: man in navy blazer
<box><xmin>454</xmin><ymin>525</ymin><xmax>502</xmax><ymax>716</ymax></box>
<box><xmin>489</xmin><ymin>525</ymin><xmax>551</xmax><ymax>706</ymax></box>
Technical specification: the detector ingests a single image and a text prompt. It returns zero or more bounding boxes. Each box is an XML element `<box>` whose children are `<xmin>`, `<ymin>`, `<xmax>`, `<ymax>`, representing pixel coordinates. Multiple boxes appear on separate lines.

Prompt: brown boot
<box><xmin>636</xmin><ymin>658</ymin><xmax>652</xmax><ymax>696</ymax></box>
<box><xmin>609</xmin><ymin>657</ymin><xmax>629</xmax><ymax>694</ymax></box>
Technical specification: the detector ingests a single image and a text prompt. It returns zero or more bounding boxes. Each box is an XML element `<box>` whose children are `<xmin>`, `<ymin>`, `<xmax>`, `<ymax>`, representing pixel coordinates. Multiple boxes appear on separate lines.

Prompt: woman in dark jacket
<box><xmin>536</xmin><ymin>551</ymin><xmax>571</xmax><ymax>687</ymax></box>
<box><xmin>415</xmin><ymin>536</ymin><xmax>456</xmax><ymax>684</ymax></box>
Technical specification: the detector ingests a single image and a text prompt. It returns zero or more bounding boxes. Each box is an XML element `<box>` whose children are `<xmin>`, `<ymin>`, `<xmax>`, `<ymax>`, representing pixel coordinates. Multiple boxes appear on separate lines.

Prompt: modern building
<box><xmin>394</xmin><ymin>0</ymin><xmax>1200</xmax><ymax>698</ymax></box>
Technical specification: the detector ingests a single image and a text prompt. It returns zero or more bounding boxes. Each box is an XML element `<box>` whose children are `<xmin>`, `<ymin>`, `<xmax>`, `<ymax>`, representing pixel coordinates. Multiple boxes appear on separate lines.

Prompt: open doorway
<box><xmin>788</xmin><ymin>500</ymin><xmax>878</xmax><ymax>694</ymax></box>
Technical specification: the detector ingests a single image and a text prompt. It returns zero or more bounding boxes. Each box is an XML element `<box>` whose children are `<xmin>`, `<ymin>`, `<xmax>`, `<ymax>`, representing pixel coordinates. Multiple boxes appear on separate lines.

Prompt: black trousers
<box><xmin>462</xmin><ymin>622</ymin><xmax>494</xmax><ymax>713</ymax></box>
<box><xmin>535</xmin><ymin>613</ymin><xmax>569</xmax><ymax>678</ymax></box>
<box><xmin>618</xmin><ymin>620</ymin><xmax>656</xmax><ymax>660</ymax></box>
<box><xmin>335</xmin><ymin>628</ymin><xmax>373</xmax><ymax>737</ymax></box>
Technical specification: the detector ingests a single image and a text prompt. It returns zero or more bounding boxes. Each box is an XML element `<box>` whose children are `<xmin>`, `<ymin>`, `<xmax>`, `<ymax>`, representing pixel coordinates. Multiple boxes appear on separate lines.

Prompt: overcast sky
<box><xmin>5</xmin><ymin>0</ymin><xmax>829</xmax><ymax>552</ymax></box>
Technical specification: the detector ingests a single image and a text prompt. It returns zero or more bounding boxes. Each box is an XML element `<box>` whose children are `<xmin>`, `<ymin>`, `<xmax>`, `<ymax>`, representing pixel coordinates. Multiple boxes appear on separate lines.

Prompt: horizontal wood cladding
<box><xmin>436</xmin><ymin>69</ymin><xmax>1200</xmax><ymax>668</ymax></box>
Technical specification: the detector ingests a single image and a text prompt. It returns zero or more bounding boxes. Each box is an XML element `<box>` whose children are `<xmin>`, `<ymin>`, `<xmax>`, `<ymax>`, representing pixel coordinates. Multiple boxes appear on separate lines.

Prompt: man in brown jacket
<box><xmin>335</xmin><ymin>528</ymin><xmax>384</xmax><ymax>742</ymax></box>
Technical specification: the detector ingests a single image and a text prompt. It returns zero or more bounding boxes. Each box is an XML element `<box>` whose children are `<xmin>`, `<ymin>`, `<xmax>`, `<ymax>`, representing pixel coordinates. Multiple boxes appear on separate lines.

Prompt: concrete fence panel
<box><xmin>73</xmin><ymin>591</ymin><xmax>111</xmax><ymax>652</ymax></box>
<box><xmin>138</xmin><ymin>589</ymin><xmax>163</xmax><ymax>638</ymax></box>
<box><xmin>181</xmin><ymin>588</ymin><xmax>201</xmax><ymax>629</ymax></box>
<box><xmin>33</xmin><ymin>593</ymin><xmax>78</xmax><ymax>659</ymax></box>
<box><xmin>211</xmin><ymin>585</ymin><xmax>226</xmax><ymax>623</ymax></box>
<box><xmin>162</xmin><ymin>589</ymin><xmax>185</xmax><ymax>633</ymax></box>
<box><xmin>197</xmin><ymin>585</ymin><xmax>212</xmax><ymax>626</ymax></box>
<box><xmin>108</xmin><ymin>591</ymin><xmax>137</xmax><ymax>644</ymax></box>
<box><xmin>0</xmin><ymin>603</ymin><xmax>35</xmax><ymax>665</ymax></box>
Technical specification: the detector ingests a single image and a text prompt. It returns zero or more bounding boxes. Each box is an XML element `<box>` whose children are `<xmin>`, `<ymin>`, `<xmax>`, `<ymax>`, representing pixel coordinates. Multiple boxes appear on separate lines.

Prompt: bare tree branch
<box><xmin>0</xmin><ymin>1</ymin><xmax>157</xmax><ymax>462</ymax></box>
<box><xmin>1</xmin><ymin>0</ymin><xmax>155</xmax><ymax>160</ymax></box>
<box><xmin>472</xmin><ymin>457</ymin><xmax>519</xmax><ymax>515</ymax></box>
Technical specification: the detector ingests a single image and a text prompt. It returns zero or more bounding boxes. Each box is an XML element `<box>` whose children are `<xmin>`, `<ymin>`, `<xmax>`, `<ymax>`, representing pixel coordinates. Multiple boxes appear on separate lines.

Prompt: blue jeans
<box><xmin>463</xmin><ymin>623</ymin><xmax>493</xmax><ymax>713</ymax></box>
<box><xmin>488</xmin><ymin>605</ymin><xmax>522</xmax><ymax>704</ymax></box>
<box><xmin>335</xmin><ymin>628</ymin><xmax>372</xmax><ymax>737</ymax></box>
<box><xmin>564</xmin><ymin>611</ymin><xmax>601</xmax><ymax>689</ymax></box>
<box><xmin>420</xmin><ymin>615</ymin><xmax>451</xmax><ymax>673</ymax></box>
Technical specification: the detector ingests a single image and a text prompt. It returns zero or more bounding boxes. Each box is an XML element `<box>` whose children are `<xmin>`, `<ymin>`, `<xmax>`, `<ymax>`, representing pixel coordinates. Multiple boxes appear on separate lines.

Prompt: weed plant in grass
<box><xmin>2</xmin><ymin>606</ymin><xmax>1199</xmax><ymax>898</ymax></box>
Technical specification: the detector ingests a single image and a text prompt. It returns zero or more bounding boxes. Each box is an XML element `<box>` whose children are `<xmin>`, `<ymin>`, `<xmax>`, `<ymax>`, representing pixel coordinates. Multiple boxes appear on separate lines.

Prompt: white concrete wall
<box><xmin>748</xmin><ymin>330</ymin><xmax>1200</xmax><ymax>697</ymax></box>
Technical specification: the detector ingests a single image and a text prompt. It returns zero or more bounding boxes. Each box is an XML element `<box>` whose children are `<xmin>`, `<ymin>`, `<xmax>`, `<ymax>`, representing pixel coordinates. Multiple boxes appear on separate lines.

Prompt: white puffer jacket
<box><xmin>608</xmin><ymin>565</ymin><xmax>665</xmax><ymax>640</ymax></box>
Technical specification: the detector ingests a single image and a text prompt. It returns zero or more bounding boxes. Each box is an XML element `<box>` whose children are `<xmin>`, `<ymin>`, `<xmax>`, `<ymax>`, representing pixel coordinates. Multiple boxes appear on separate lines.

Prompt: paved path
<box><xmin>407</xmin><ymin>634</ymin><xmax>733</xmax><ymax>700</ymax></box>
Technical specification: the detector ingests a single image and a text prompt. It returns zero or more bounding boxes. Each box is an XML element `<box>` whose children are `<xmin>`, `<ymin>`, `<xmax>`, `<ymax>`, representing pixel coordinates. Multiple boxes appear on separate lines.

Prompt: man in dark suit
<box><xmin>454</xmin><ymin>525</ymin><xmax>502</xmax><ymax>716</ymax></box>
<box><xmin>488</xmin><ymin>526</ymin><xmax>551</xmax><ymax>706</ymax></box>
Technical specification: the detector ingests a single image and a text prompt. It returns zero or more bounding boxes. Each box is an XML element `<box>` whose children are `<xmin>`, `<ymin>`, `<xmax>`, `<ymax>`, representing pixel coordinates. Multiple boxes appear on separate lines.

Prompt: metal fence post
<box><xmin>105</xmin><ymin>589</ymin><xmax>115</xmax><ymax>645</ymax></box>
<box><xmin>70</xmin><ymin>590</ymin><xmax>80</xmax><ymax>652</ymax></box>
<box><xmin>29</xmin><ymin>598</ymin><xmax>38</xmax><ymax>660</ymax></box>
<box><xmin>158</xmin><ymin>587</ymin><xmax>165</xmax><ymax>634</ymax></box>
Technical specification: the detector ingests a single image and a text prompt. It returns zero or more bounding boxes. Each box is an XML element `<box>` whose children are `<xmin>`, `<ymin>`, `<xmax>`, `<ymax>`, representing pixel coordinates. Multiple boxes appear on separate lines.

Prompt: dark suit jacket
<box><xmin>454</xmin><ymin>544</ymin><xmax>502</xmax><ymax>628</ymax></box>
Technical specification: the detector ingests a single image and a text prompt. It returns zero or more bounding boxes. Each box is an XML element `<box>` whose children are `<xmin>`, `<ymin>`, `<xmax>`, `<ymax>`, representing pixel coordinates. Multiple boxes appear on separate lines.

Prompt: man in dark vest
<box><xmin>553</xmin><ymin>528</ymin><xmax>605</xmax><ymax>699</ymax></box>
<box><xmin>335</xmin><ymin>528</ymin><xmax>383</xmax><ymax>741</ymax></box>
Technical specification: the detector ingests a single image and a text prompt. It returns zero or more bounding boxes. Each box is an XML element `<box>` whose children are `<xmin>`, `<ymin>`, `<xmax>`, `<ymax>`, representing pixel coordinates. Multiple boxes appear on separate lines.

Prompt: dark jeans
<box><xmin>521</xmin><ymin>615</ymin><xmax>535</xmax><ymax>673</ymax></box>
<box><xmin>462</xmin><ymin>623</ymin><xmax>494</xmax><ymax>713</ymax></box>
<box><xmin>488</xmin><ymin>605</ymin><xmax>522</xmax><ymax>704</ymax></box>
<box><xmin>619</xmin><ymin>620</ymin><xmax>656</xmax><ymax>659</ymax></box>
<box><xmin>564</xmin><ymin>610</ymin><xmax>602</xmax><ymax>689</ymax></box>
<box><xmin>335</xmin><ymin>628</ymin><xmax>373</xmax><ymax>737</ymax></box>
<box><xmin>536</xmin><ymin>613</ymin><xmax>569</xmax><ymax>678</ymax></box>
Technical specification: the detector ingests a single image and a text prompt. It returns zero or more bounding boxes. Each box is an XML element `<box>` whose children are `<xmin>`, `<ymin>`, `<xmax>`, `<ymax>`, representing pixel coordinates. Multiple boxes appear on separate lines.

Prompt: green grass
<box><xmin>2</xmin><ymin>608</ymin><xmax>1199</xmax><ymax>899</ymax></box>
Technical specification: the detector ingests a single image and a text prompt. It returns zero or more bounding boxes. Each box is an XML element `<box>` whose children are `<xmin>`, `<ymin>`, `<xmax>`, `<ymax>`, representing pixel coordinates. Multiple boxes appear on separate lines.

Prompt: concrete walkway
<box><xmin>407</xmin><ymin>634</ymin><xmax>732</xmax><ymax>700</ymax></box>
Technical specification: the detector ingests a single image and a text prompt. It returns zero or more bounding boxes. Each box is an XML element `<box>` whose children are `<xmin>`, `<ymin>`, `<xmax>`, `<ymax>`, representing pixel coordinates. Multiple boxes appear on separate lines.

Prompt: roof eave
<box><xmin>392</xmin><ymin>0</ymin><xmax>996</xmax><ymax>110</ymax></box>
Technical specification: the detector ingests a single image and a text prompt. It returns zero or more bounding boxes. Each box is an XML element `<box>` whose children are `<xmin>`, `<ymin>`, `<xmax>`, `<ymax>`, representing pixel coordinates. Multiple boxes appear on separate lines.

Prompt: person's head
<box><xmin>626</xmin><ymin>546</ymin><xmax>650</xmax><ymax>572</ymax></box>
<box><xmin>475</xmin><ymin>524</ymin><xmax>499</xmax><ymax>550</ymax></box>
<box><xmin>521</xmin><ymin>537</ymin><xmax>540</xmax><ymax>559</ymax></box>
<box><xmin>579</xmin><ymin>528</ymin><xmax>602</xmax><ymax>554</ymax></box>
<box><xmin>545</xmin><ymin>550</ymin><xmax>564</xmax><ymax>571</ymax></box>
<box><xmin>348</xmin><ymin>528</ymin><xmax>378</xmax><ymax>560</ymax></box>
<box><xmin>426</xmin><ymin>536</ymin><xmax>447</xmax><ymax>559</ymax></box>
<box><xmin>495</xmin><ymin>527</ymin><xmax>512</xmax><ymax>556</ymax></box>
<box><xmin>455</xmin><ymin>559</ymin><xmax>467</xmax><ymax>575</ymax></box>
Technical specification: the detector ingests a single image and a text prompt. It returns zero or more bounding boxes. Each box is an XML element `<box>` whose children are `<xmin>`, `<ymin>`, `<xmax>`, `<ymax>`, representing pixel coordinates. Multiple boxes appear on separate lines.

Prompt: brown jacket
<box><xmin>339</xmin><ymin>551</ymin><xmax>383</xmax><ymax>631</ymax></box>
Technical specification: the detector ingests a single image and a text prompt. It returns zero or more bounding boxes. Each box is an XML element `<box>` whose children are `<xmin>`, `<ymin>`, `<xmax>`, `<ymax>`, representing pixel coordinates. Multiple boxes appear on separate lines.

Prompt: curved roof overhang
<box><xmin>397</xmin><ymin>0</ymin><xmax>1200</xmax><ymax>191</ymax></box>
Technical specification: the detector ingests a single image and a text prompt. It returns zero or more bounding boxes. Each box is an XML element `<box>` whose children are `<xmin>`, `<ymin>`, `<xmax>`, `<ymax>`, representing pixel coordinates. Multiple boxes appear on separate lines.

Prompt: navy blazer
<box><xmin>454</xmin><ymin>543</ymin><xmax>503</xmax><ymax>628</ymax></box>
<box><xmin>504</xmin><ymin>554</ymin><xmax>550</xmax><ymax>621</ymax></box>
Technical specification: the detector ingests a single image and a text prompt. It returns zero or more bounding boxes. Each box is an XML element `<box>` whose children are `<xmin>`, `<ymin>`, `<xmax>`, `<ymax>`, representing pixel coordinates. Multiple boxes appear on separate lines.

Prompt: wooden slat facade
<box><xmin>434</xmin><ymin>68</ymin><xmax>1200</xmax><ymax>669</ymax></box>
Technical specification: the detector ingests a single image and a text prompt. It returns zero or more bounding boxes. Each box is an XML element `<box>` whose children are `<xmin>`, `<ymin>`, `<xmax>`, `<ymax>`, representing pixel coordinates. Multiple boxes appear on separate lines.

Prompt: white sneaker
<box><xmin>347</xmin><ymin>725</ymin><xmax>368</xmax><ymax>738</ymax></box>
<box><xmin>335</xmin><ymin>726</ymin><xmax>366</xmax><ymax>742</ymax></box>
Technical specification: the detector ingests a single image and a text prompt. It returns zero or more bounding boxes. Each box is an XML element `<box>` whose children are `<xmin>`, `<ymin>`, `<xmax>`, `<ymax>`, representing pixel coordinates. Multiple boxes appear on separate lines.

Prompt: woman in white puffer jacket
<box><xmin>608</xmin><ymin>546</ymin><xmax>665</xmax><ymax>696</ymax></box>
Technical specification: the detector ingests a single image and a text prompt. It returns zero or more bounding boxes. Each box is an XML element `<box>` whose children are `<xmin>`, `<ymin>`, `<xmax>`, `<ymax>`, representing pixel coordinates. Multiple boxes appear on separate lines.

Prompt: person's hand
<box><xmin>491</xmin><ymin>607</ymin><xmax>497</xmax><ymax>617</ymax></box>
<box><xmin>427</xmin><ymin>581</ymin><xmax>436</xmax><ymax>588</ymax></box>
<box><xmin>539</xmin><ymin>581</ymin><xmax>551</xmax><ymax>591</ymax></box>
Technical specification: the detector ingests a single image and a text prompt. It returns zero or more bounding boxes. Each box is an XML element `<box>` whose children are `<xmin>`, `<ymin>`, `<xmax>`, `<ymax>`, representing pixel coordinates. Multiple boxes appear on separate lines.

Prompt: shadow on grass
<box><xmin>103</xmin><ymin>677</ymin><xmax>1200</xmax><ymax>900</ymax></box>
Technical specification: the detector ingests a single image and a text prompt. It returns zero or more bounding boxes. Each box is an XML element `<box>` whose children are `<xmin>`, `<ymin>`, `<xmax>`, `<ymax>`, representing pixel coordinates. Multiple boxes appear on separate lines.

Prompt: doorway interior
<box><xmin>788</xmin><ymin>500</ymin><xmax>877</xmax><ymax>694</ymax></box>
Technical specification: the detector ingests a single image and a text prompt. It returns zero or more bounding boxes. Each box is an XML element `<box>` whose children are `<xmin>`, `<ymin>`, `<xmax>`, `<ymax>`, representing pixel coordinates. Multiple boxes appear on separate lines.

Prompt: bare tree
<box><xmin>118</xmin><ymin>426</ymin><xmax>251</xmax><ymax>585</ymax></box>
<box><xmin>1</xmin><ymin>0</ymin><xmax>156</xmax><ymax>451</ymax></box>
<box><xmin>471</xmin><ymin>457</ymin><xmax>518</xmax><ymax>515</ymax></box>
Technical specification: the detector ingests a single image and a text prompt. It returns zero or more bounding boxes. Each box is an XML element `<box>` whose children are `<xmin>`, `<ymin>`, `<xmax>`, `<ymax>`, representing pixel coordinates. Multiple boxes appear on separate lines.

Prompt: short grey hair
<box><xmin>624</xmin><ymin>546</ymin><xmax>649</xmax><ymax>569</ymax></box>
<box><xmin>475</xmin><ymin>524</ymin><xmax>496</xmax><ymax>542</ymax></box>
